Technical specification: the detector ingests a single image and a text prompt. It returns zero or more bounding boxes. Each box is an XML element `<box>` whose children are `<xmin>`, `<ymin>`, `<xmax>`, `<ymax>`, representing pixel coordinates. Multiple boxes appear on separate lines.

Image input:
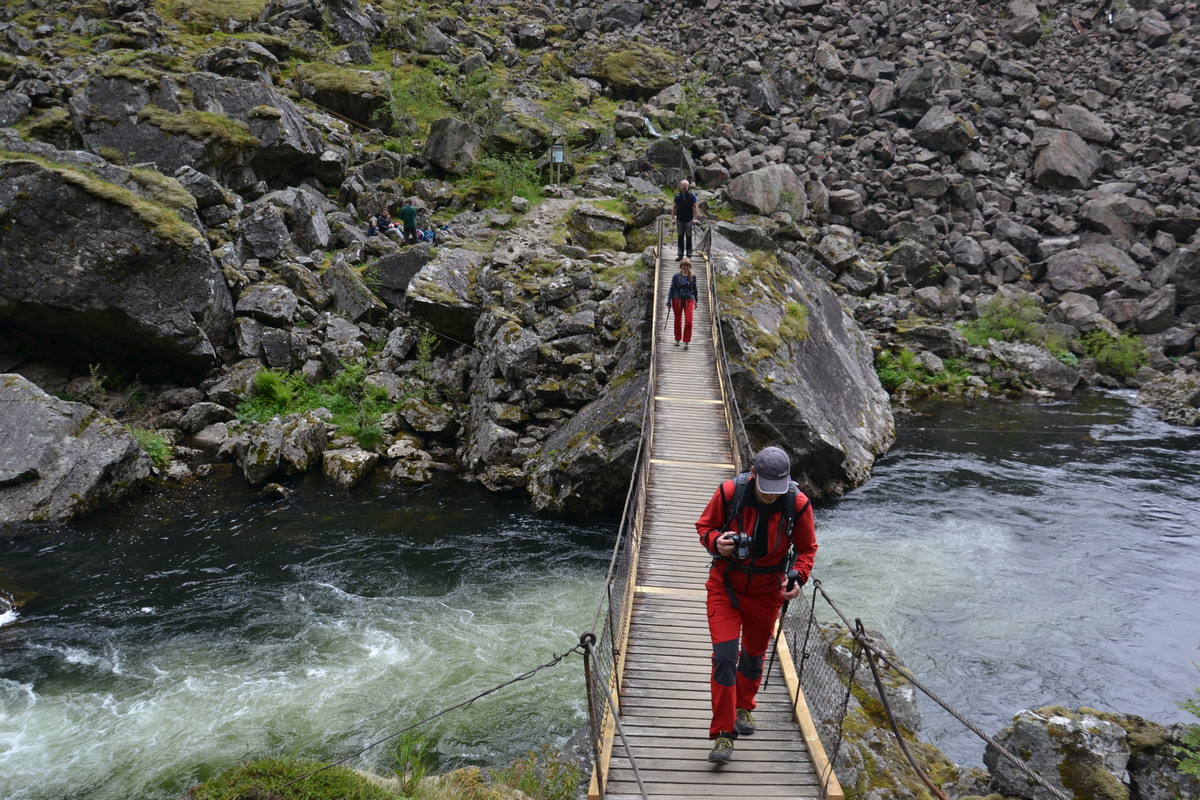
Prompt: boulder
<box><xmin>1160</xmin><ymin>242</ymin><xmax>1200</xmax><ymax>307</ymax></box>
<box><xmin>1137</xmin><ymin>371</ymin><xmax>1200</xmax><ymax>426</ymax></box>
<box><xmin>423</xmin><ymin>117</ymin><xmax>484</xmax><ymax>175</ymax></box>
<box><xmin>716</xmin><ymin>246</ymin><xmax>895</xmax><ymax>498</ymax></box>
<box><xmin>241</xmin><ymin>205</ymin><xmax>293</xmax><ymax>261</ymax></box>
<box><xmin>570</xmin><ymin>41</ymin><xmax>681</xmax><ymax>100</ymax></box>
<box><xmin>986</xmin><ymin>707</ymin><xmax>1129</xmax><ymax>800</ymax></box>
<box><xmin>1081</xmin><ymin>194</ymin><xmax>1156</xmax><ymax>241</ymax></box>
<box><xmin>1046</xmin><ymin>244</ymin><xmax>1140</xmax><ymax>297</ymax></box>
<box><xmin>568</xmin><ymin>203</ymin><xmax>627</xmax><ymax>250</ymax></box>
<box><xmin>989</xmin><ymin>341</ymin><xmax>1082</xmax><ymax>393</ymax></box>
<box><xmin>985</xmin><ymin>707</ymin><xmax>1200</xmax><ymax>800</ymax></box>
<box><xmin>235</xmin><ymin>417</ymin><xmax>284</xmax><ymax>485</ymax></box>
<box><xmin>726</xmin><ymin>164</ymin><xmax>808</xmax><ymax>217</ymax></box>
<box><xmin>1056</xmin><ymin>104</ymin><xmax>1115</xmax><ymax>144</ymax></box>
<box><xmin>912</xmin><ymin>105</ymin><xmax>975</xmax><ymax>154</ymax></box>
<box><xmin>235</xmin><ymin>284</ymin><xmax>299</xmax><ymax>326</ymax></box>
<box><xmin>372</xmin><ymin>245</ymin><xmax>433</xmax><ymax>308</ymax></box>
<box><xmin>279</xmin><ymin>410</ymin><xmax>329</xmax><ymax>475</ymax></box>
<box><xmin>321</xmin><ymin>260</ymin><xmax>386</xmax><ymax>324</ymax></box>
<box><xmin>1034</xmin><ymin>129</ymin><xmax>1102</xmax><ymax>190</ymax></box>
<box><xmin>295</xmin><ymin>63</ymin><xmax>391</xmax><ymax>130</ymax></box>
<box><xmin>398</xmin><ymin>397</ymin><xmax>456</xmax><ymax>435</ymax></box>
<box><xmin>0</xmin><ymin>152</ymin><xmax>232</xmax><ymax>371</ymax></box>
<box><xmin>0</xmin><ymin>374</ymin><xmax>153</xmax><ymax>523</ymax></box>
<box><xmin>179</xmin><ymin>401</ymin><xmax>235</xmax><ymax>434</ymax></box>
<box><xmin>68</xmin><ymin>72</ymin><xmax>321</xmax><ymax>184</ymax></box>
<box><xmin>528</xmin><ymin>373</ymin><xmax>649</xmax><ymax>514</ymax></box>
<box><xmin>405</xmin><ymin>248</ymin><xmax>485</xmax><ymax>342</ymax></box>
<box><xmin>322</xmin><ymin>447</ymin><xmax>378</xmax><ymax>489</ymax></box>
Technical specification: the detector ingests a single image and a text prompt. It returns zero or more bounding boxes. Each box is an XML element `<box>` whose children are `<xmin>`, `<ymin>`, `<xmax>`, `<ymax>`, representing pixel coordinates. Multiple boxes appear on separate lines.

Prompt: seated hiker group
<box><xmin>366</xmin><ymin>198</ymin><xmax>445</xmax><ymax>244</ymax></box>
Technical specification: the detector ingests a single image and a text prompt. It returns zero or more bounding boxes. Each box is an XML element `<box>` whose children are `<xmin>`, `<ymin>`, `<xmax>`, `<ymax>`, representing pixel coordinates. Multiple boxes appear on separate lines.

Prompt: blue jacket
<box><xmin>668</xmin><ymin>272</ymin><xmax>698</xmax><ymax>306</ymax></box>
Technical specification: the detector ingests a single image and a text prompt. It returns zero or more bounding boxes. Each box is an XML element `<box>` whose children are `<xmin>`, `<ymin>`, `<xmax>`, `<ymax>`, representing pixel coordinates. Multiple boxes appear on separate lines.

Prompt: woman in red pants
<box><xmin>667</xmin><ymin>257</ymin><xmax>698</xmax><ymax>348</ymax></box>
<box><xmin>695</xmin><ymin>446</ymin><xmax>817</xmax><ymax>764</ymax></box>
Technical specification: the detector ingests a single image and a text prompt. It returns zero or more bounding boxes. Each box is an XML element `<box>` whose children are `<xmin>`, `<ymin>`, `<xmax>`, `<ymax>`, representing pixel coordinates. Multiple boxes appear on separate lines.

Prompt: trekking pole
<box><xmin>763</xmin><ymin>568</ymin><xmax>800</xmax><ymax>690</ymax></box>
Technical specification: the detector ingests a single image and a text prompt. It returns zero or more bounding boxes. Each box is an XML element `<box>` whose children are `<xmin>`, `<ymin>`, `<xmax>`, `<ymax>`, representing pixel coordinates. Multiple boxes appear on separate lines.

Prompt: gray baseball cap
<box><xmin>752</xmin><ymin>446</ymin><xmax>790</xmax><ymax>494</ymax></box>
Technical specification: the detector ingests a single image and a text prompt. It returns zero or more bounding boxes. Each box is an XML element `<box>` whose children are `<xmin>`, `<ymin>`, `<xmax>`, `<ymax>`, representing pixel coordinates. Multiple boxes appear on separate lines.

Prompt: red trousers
<box><xmin>672</xmin><ymin>298</ymin><xmax>694</xmax><ymax>343</ymax></box>
<box><xmin>705</xmin><ymin>573</ymin><xmax>784</xmax><ymax>738</ymax></box>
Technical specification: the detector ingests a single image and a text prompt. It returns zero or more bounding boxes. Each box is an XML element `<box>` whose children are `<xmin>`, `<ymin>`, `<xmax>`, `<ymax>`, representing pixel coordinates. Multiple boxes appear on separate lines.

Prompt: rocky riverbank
<box><xmin>803</xmin><ymin>623</ymin><xmax>1200</xmax><ymax>800</ymax></box>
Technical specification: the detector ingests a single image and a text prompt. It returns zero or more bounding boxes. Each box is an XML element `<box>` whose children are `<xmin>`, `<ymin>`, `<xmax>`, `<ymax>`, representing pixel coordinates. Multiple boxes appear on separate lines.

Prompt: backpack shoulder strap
<box><xmin>722</xmin><ymin>472</ymin><xmax>751</xmax><ymax>531</ymax></box>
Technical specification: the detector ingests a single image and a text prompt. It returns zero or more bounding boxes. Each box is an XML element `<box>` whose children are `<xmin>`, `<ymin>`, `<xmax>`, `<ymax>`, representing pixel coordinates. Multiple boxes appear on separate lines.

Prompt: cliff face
<box><xmin>0</xmin><ymin>0</ymin><xmax>1197</xmax><ymax>521</ymax></box>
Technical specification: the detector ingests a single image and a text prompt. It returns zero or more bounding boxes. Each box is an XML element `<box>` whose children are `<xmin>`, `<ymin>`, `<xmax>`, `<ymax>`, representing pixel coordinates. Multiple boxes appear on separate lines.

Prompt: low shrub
<box><xmin>1079</xmin><ymin>329</ymin><xmax>1147</xmax><ymax>379</ymax></box>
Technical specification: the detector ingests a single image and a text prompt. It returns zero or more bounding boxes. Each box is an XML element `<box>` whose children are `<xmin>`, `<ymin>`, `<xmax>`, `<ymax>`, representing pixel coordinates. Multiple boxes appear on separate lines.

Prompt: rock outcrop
<box><xmin>985</xmin><ymin>706</ymin><xmax>1200</xmax><ymax>800</ymax></box>
<box><xmin>0</xmin><ymin>374</ymin><xmax>152</xmax><ymax>523</ymax></box>
<box><xmin>715</xmin><ymin>238</ymin><xmax>895</xmax><ymax>497</ymax></box>
<box><xmin>0</xmin><ymin>142</ymin><xmax>233</xmax><ymax>373</ymax></box>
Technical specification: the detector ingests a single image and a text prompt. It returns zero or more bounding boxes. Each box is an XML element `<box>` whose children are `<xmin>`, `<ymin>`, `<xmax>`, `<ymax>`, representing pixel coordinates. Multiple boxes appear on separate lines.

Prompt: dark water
<box><xmin>0</xmin><ymin>473</ymin><xmax>615</xmax><ymax>800</ymax></box>
<box><xmin>818</xmin><ymin>390</ymin><xmax>1200</xmax><ymax>765</ymax></box>
<box><xmin>2</xmin><ymin>391</ymin><xmax>1199</xmax><ymax>799</ymax></box>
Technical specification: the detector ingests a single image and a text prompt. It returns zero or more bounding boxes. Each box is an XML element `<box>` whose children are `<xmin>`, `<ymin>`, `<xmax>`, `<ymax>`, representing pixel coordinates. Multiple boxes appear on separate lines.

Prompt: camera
<box><xmin>730</xmin><ymin>531</ymin><xmax>753</xmax><ymax>561</ymax></box>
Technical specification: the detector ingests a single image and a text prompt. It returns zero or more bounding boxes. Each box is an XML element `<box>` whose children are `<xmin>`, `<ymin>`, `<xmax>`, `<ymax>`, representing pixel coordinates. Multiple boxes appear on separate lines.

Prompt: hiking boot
<box><xmin>735</xmin><ymin>708</ymin><xmax>756</xmax><ymax>736</ymax></box>
<box><xmin>707</xmin><ymin>735</ymin><xmax>734</xmax><ymax>764</ymax></box>
<box><xmin>677</xmin><ymin>253</ymin><xmax>684</xmax><ymax>261</ymax></box>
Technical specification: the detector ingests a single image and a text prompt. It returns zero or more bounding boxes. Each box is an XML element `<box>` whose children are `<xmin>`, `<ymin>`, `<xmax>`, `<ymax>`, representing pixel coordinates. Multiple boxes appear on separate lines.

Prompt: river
<box><xmin>1</xmin><ymin>391</ymin><xmax>1198</xmax><ymax>798</ymax></box>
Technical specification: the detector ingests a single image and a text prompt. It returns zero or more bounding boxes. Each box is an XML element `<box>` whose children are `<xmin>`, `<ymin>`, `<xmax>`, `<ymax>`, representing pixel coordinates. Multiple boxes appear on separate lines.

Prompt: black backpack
<box><xmin>721</xmin><ymin>471</ymin><xmax>807</xmax><ymax>536</ymax></box>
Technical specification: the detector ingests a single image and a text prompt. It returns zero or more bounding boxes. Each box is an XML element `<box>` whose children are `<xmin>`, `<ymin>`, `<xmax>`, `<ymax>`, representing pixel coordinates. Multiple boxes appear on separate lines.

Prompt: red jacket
<box><xmin>696</xmin><ymin>477</ymin><xmax>817</xmax><ymax>596</ymax></box>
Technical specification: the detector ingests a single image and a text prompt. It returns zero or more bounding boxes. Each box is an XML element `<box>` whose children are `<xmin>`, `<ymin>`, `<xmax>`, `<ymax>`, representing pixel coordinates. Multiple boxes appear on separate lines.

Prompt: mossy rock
<box><xmin>573</xmin><ymin>41</ymin><xmax>682</xmax><ymax>100</ymax></box>
<box><xmin>170</xmin><ymin>0</ymin><xmax>270</xmax><ymax>31</ymax></box>
<box><xmin>136</xmin><ymin>105</ymin><xmax>259</xmax><ymax>150</ymax></box>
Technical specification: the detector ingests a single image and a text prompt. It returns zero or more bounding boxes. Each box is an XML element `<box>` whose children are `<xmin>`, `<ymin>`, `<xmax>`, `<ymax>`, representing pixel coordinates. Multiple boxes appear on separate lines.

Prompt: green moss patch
<box><xmin>0</xmin><ymin>150</ymin><xmax>201</xmax><ymax>249</ymax></box>
<box><xmin>296</xmin><ymin>62</ymin><xmax>390</xmax><ymax>98</ymax></box>
<box><xmin>136</xmin><ymin>104</ymin><xmax>260</xmax><ymax>150</ymax></box>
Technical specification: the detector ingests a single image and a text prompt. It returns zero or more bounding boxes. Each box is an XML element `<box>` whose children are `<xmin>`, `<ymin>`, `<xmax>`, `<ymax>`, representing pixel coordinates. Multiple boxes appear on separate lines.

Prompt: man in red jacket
<box><xmin>695</xmin><ymin>446</ymin><xmax>817</xmax><ymax>764</ymax></box>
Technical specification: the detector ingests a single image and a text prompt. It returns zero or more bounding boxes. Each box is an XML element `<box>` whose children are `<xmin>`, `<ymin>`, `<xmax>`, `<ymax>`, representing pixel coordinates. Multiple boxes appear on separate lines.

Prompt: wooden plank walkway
<box><xmin>597</xmin><ymin>235</ymin><xmax>841</xmax><ymax>800</ymax></box>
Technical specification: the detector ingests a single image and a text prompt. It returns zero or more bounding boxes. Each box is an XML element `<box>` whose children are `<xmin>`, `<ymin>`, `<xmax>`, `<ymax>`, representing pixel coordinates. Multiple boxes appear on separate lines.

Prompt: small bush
<box><xmin>238</xmin><ymin>362</ymin><xmax>401</xmax><ymax>449</ymax></box>
<box><xmin>961</xmin><ymin>294</ymin><xmax>1045</xmax><ymax>347</ymax></box>
<box><xmin>1079</xmin><ymin>329</ymin><xmax>1147</xmax><ymax>379</ymax></box>
<box><xmin>130</xmin><ymin>427</ymin><xmax>172</xmax><ymax>470</ymax></box>
<box><xmin>493</xmin><ymin>745</ymin><xmax>583</xmax><ymax>800</ymax></box>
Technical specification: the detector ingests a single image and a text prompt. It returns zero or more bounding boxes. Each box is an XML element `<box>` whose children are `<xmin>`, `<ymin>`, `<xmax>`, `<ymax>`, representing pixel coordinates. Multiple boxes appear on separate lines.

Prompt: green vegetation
<box><xmin>961</xmin><ymin>294</ymin><xmax>1044</xmax><ymax>347</ymax></box>
<box><xmin>875</xmin><ymin>348</ymin><xmax>972</xmax><ymax>394</ymax></box>
<box><xmin>136</xmin><ymin>105</ymin><xmax>260</xmax><ymax>150</ymax></box>
<box><xmin>129</xmin><ymin>427</ymin><xmax>172</xmax><ymax>470</ymax></box>
<box><xmin>184</xmin><ymin>758</ymin><xmax>398</xmax><ymax>800</ymax></box>
<box><xmin>960</xmin><ymin>294</ymin><xmax>1073</xmax><ymax>362</ymax></box>
<box><xmin>237</xmin><ymin>361</ymin><xmax>402</xmax><ymax>449</ymax></box>
<box><xmin>162</xmin><ymin>0</ymin><xmax>271</xmax><ymax>33</ymax></box>
<box><xmin>468</xmin><ymin>153</ymin><xmax>542</xmax><ymax>208</ymax></box>
<box><xmin>1079</xmin><ymin>329</ymin><xmax>1147</xmax><ymax>379</ymax></box>
<box><xmin>779</xmin><ymin>301</ymin><xmax>809</xmax><ymax>343</ymax></box>
<box><xmin>493</xmin><ymin>745</ymin><xmax>583</xmax><ymax>800</ymax></box>
<box><xmin>391</xmin><ymin>733</ymin><xmax>432</xmax><ymax>796</ymax></box>
<box><xmin>1177</xmin><ymin>670</ymin><xmax>1200</xmax><ymax>781</ymax></box>
<box><xmin>672</xmin><ymin>74</ymin><xmax>721</xmax><ymax>137</ymax></box>
<box><xmin>387</xmin><ymin>64</ymin><xmax>451</xmax><ymax>134</ymax></box>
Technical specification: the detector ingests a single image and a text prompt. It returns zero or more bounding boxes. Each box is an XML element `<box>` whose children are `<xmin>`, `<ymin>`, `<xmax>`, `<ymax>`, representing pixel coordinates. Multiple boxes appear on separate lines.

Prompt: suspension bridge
<box><xmin>579</xmin><ymin>222</ymin><xmax>841</xmax><ymax>800</ymax></box>
<box><xmin>293</xmin><ymin>216</ymin><xmax>1077</xmax><ymax>800</ymax></box>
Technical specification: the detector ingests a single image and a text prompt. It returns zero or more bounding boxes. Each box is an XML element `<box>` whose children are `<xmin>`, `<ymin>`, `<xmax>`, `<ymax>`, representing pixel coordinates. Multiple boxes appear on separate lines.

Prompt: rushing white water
<box><xmin>1</xmin><ymin>391</ymin><xmax>1198</xmax><ymax>799</ymax></box>
<box><xmin>0</xmin><ymin>482</ymin><xmax>612</xmax><ymax>800</ymax></box>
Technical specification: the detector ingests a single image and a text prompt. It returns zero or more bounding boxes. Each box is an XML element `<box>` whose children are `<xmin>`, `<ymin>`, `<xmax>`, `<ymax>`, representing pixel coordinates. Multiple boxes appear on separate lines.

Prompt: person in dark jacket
<box><xmin>671</xmin><ymin>179</ymin><xmax>700</xmax><ymax>260</ymax></box>
<box><xmin>667</xmin><ymin>257</ymin><xmax>699</xmax><ymax>349</ymax></box>
<box><xmin>694</xmin><ymin>446</ymin><xmax>817</xmax><ymax>764</ymax></box>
